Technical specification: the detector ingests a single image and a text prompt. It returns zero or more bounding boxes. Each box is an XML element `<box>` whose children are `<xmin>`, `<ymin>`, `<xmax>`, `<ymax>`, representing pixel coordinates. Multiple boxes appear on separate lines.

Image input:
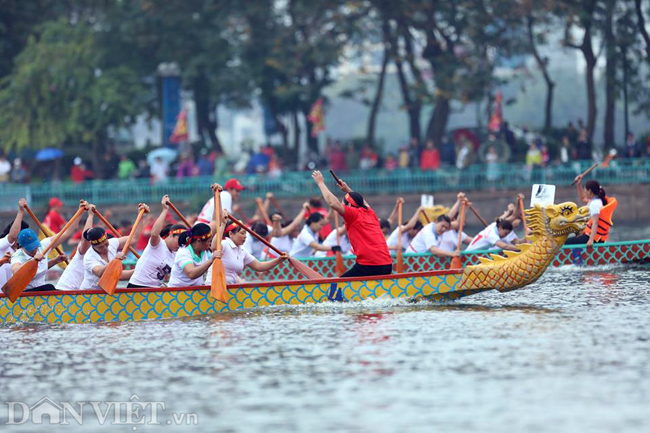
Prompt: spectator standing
<box><xmin>176</xmin><ymin>154</ymin><xmax>197</xmax><ymax>178</ymax></box>
<box><xmin>150</xmin><ymin>156</ymin><xmax>169</xmax><ymax>184</ymax></box>
<box><xmin>118</xmin><ymin>156</ymin><xmax>137</xmax><ymax>180</ymax></box>
<box><xmin>11</xmin><ymin>159</ymin><xmax>27</xmax><ymax>183</ymax></box>
<box><xmin>71</xmin><ymin>157</ymin><xmax>94</xmax><ymax>183</ymax></box>
<box><xmin>329</xmin><ymin>141</ymin><xmax>347</xmax><ymax>172</ymax></box>
<box><xmin>247</xmin><ymin>148</ymin><xmax>270</xmax><ymax>174</ymax></box>
<box><xmin>359</xmin><ymin>145</ymin><xmax>378</xmax><ymax>170</ymax></box>
<box><xmin>541</xmin><ymin>145</ymin><xmax>550</xmax><ymax>167</ymax></box>
<box><xmin>0</xmin><ymin>153</ymin><xmax>11</xmax><ymax>183</ymax></box>
<box><xmin>526</xmin><ymin>142</ymin><xmax>543</xmax><ymax>167</ymax></box>
<box><xmin>345</xmin><ymin>144</ymin><xmax>359</xmax><ymax>171</ymax></box>
<box><xmin>408</xmin><ymin>137</ymin><xmax>421</xmax><ymax>169</ymax></box>
<box><xmin>439</xmin><ymin>136</ymin><xmax>456</xmax><ymax>166</ymax></box>
<box><xmin>398</xmin><ymin>146</ymin><xmax>409</xmax><ymax>168</ymax></box>
<box><xmin>624</xmin><ymin>132</ymin><xmax>639</xmax><ymax>158</ymax></box>
<box><xmin>384</xmin><ymin>154</ymin><xmax>398</xmax><ymax>171</ymax></box>
<box><xmin>268</xmin><ymin>154</ymin><xmax>282</xmax><ymax>179</ymax></box>
<box><xmin>575</xmin><ymin>129</ymin><xmax>592</xmax><ymax>160</ymax></box>
<box><xmin>100</xmin><ymin>151</ymin><xmax>120</xmax><ymax>180</ymax></box>
<box><xmin>197</xmin><ymin>149</ymin><xmax>214</xmax><ymax>176</ymax></box>
<box><xmin>559</xmin><ymin>136</ymin><xmax>573</xmax><ymax>164</ymax></box>
<box><xmin>420</xmin><ymin>140</ymin><xmax>441</xmax><ymax>171</ymax></box>
<box><xmin>43</xmin><ymin>197</ymin><xmax>66</xmax><ymax>234</ymax></box>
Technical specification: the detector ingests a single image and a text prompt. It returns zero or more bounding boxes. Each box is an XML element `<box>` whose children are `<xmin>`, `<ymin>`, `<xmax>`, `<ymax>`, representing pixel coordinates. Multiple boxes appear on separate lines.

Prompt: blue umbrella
<box><xmin>35</xmin><ymin>148</ymin><xmax>64</xmax><ymax>161</ymax></box>
<box><xmin>147</xmin><ymin>148</ymin><xmax>177</xmax><ymax>166</ymax></box>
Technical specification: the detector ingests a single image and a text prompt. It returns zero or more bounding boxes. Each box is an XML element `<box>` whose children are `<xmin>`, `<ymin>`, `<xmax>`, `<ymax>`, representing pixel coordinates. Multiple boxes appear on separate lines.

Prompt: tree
<box><xmin>0</xmin><ymin>19</ymin><xmax>145</xmax><ymax>166</ymax></box>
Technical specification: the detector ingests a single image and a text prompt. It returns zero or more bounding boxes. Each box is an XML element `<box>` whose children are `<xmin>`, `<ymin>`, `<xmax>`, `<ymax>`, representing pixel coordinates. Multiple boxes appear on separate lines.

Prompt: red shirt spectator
<box><xmin>420</xmin><ymin>141</ymin><xmax>440</xmax><ymax>170</ymax></box>
<box><xmin>329</xmin><ymin>143</ymin><xmax>347</xmax><ymax>171</ymax></box>
<box><xmin>71</xmin><ymin>157</ymin><xmax>94</xmax><ymax>183</ymax></box>
<box><xmin>43</xmin><ymin>197</ymin><xmax>66</xmax><ymax>233</ymax></box>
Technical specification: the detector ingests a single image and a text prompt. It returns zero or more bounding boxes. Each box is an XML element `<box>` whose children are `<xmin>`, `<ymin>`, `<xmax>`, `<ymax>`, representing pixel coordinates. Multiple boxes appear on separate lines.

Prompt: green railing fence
<box><xmin>1</xmin><ymin>158</ymin><xmax>649</xmax><ymax>210</ymax></box>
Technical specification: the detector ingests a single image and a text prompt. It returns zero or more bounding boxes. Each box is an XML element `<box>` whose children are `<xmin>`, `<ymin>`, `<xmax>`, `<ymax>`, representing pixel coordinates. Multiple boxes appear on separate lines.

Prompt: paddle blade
<box><xmin>210</xmin><ymin>259</ymin><xmax>229</xmax><ymax>303</ymax></box>
<box><xmin>2</xmin><ymin>260</ymin><xmax>38</xmax><ymax>303</ymax></box>
<box><xmin>396</xmin><ymin>251</ymin><xmax>404</xmax><ymax>273</ymax></box>
<box><xmin>335</xmin><ymin>252</ymin><xmax>346</xmax><ymax>276</ymax></box>
<box><xmin>450</xmin><ymin>256</ymin><xmax>463</xmax><ymax>269</ymax></box>
<box><xmin>98</xmin><ymin>259</ymin><xmax>123</xmax><ymax>296</ymax></box>
<box><xmin>289</xmin><ymin>257</ymin><xmax>324</xmax><ymax>279</ymax></box>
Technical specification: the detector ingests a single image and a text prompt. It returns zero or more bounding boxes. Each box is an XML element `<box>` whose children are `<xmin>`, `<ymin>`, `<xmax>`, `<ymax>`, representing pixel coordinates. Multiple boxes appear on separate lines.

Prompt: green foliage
<box><xmin>0</xmin><ymin>19</ymin><xmax>145</xmax><ymax>151</ymax></box>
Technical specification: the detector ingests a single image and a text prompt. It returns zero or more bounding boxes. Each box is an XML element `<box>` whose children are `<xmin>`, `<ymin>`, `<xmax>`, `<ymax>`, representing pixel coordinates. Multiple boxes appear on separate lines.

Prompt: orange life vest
<box><xmin>583</xmin><ymin>196</ymin><xmax>617</xmax><ymax>242</ymax></box>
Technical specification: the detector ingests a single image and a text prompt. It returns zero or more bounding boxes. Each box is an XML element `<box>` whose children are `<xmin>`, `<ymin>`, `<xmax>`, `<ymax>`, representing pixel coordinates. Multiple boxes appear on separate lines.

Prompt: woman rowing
<box><xmin>465</xmin><ymin>219</ymin><xmax>519</xmax><ymax>252</ymax></box>
<box><xmin>81</xmin><ymin>203</ymin><xmax>146</xmax><ymax>289</ymax></box>
<box><xmin>10</xmin><ymin>202</ymin><xmax>82</xmax><ymax>292</ymax></box>
<box><xmin>385</xmin><ymin>198</ymin><xmax>425</xmax><ymax>256</ymax></box>
<box><xmin>312</xmin><ymin>170</ymin><xmax>392</xmax><ymax>278</ymax></box>
<box><xmin>128</xmin><ymin>195</ymin><xmax>186</xmax><ymax>288</ymax></box>
<box><xmin>168</xmin><ymin>184</ymin><xmax>220</xmax><ymax>287</ymax></box>
<box><xmin>289</xmin><ymin>212</ymin><xmax>341</xmax><ymax>258</ymax></box>
<box><xmin>0</xmin><ymin>198</ymin><xmax>29</xmax><ymax>289</ymax></box>
<box><xmin>208</xmin><ymin>216</ymin><xmax>289</xmax><ymax>284</ymax></box>
<box><xmin>56</xmin><ymin>202</ymin><xmax>96</xmax><ymax>290</ymax></box>
<box><xmin>262</xmin><ymin>202</ymin><xmax>309</xmax><ymax>259</ymax></box>
<box><xmin>565</xmin><ymin>176</ymin><xmax>617</xmax><ymax>246</ymax></box>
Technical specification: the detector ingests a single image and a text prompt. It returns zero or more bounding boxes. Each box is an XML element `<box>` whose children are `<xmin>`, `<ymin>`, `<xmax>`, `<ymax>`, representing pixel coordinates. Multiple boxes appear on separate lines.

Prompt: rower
<box><xmin>11</xmin><ymin>202</ymin><xmax>84</xmax><ymax>292</ymax></box>
<box><xmin>0</xmin><ymin>198</ymin><xmax>29</xmax><ymax>289</ymax></box>
<box><xmin>385</xmin><ymin>199</ymin><xmax>425</xmax><ymax>256</ymax></box>
<box><xmin>81</xmin><ymin>203</ymin><xmax>146</xmax><ymax>289</ymax></box>
<box><xmin>315</xmin><ymin>226</ymin><xmax>352</xmax><ymax>257</ymax></box>
<box><xmin>196</xmin><ymin>178</ymin><xmax>245</xmax><ymax>224</ymax></box>
<box><xmin>289</xmin><ymin>212</ymin><xmax>341</xmax><ymax>258</ymax></box>
<box><xmin>565</xmin><ymin>177</ymin><xmax>617</xmax><ymax>246</ymax></box>
<box><xmin>55</xmin><ymin>202</ymin><xmax>96</xmax><ymax>291</ymax></box>
<box><xmin>168</xmin><ymin>184</ymin><xmax>220</xmax><ymax>287</ymax></box>
<box><xmin>263</xmin><ymin>203</ymin><xmax>309</xmax><ymax>259</ymax></box>
<box><xmin>242</xmin><ymin>221</ymin><xmax>272</xmax><ymax>260</ymax></box>
<box><xmin>127</xmin><ymin>195</ymin><xmax>186</xmax><ymax>288</ymax></box>
<box><xmin>465</xmin><ymin>219</ymin><xmax>519</xmax><ymax>252</ymax></box>
<box><xmin>312</xmin><ymin>170</ymin><xmax>392</xmax><ymax>278</ymax></box>
<box><xmin>439</xmin><ymin>194</ymin><xmax>473</xmax><ymax>253</ymax></box>
<box><xmin>208</xmin><ymin>218</ymin><xmax>288</xmax><ymax>284</ymax></box>
<box><xmin>406</xmin><ymin>215</ymin><xmax>456</xmax><ymax>257</ymax></box>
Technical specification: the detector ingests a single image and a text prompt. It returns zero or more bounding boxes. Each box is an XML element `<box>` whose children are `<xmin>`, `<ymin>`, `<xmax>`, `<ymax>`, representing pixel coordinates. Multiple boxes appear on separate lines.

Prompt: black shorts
<box><xmin>564</xmin><ymin>234</ymin><xmax>605</xmax><ymax>245</ymax></box>
<box><xmin>341</xmin><ymin>263</ymin><xmax>393</xmax><ymax>278</ymax></box>
<box><xmin>127</xmin><ymin>283</ymin><xmax>149</xmax><ymax>289</ymax></box>
<box><xmin>24</xmin><ymin>284</ymin><xmax>56</xmax><ymax>292</ymax></box>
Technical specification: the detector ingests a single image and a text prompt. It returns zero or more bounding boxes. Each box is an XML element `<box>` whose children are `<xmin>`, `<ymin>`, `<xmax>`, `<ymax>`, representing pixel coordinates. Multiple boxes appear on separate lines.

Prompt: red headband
<box><xmin>191</xmin><ymin>232</ymin><xmax>212</xmax><ymax>242</ymax></box>
<box><xmin>222</xmin><ymin>222</ymin><xmax>238</xmax><ymax>237</ymax></box>
<box><xmin>163</xmin><ymin>228</ymin><xmax>186</xmax><ymax>239</ymax></box>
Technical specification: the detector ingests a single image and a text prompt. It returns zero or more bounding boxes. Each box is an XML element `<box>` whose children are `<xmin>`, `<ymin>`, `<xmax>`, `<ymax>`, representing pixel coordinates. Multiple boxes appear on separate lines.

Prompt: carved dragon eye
<box><xmin>560</xmin><ymin>205</ymin><xmax>573</xmax><ymax>216</ymax></box>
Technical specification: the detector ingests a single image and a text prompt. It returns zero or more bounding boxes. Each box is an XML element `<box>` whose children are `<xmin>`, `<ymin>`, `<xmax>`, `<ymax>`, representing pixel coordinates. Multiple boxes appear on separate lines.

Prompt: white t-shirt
<box><xmin>439</xmin><ymin>230</ymin><xmax>469</xmax><ymax>253</ymax></box>
<box><xmin>315</xmin><ymin>230</ymin><xmax>351</xmax><ymax>257</ymax></box>
<box><xmin>588</xmin><ymin>198</ymin><xmax>604</xmax><ymax>217</ymax></box>
<box><xmin>11</xmin><ymin>237</ymin><xmax>53</xmax><ymax>289</ymax></box>
<box><xmin>197</xmin><ymin>191</ymin><xmax>233</xmax><ymax>224</ymax></box>
<box><xmin>207</xmin><ymin>238</ymin><xmax>255</xmax><ymax>284</ymax></box>
<box><xmin>407</xmin><ymin>223</ymin><xmax>443</xmax><ymax>253</ymax></box>
<box><xmin>386</xmin><ymin>227</ymin><xmax>412</xmax><ymax>256</ymax></box>
<box><xmin>81</xmin><ymin>238</ymin><xmax>120</xmax><ymax>290</ymax></box>
<box><xmin>56</xmin><ymin>247</ymin><xmax>85</xmax><ymax>290</ymax></box>
<box><xmin>168</xmin><ymin>245</ymin><xmax>212</xmax><ymax>287</ymax></box>
<box><xmin>128</xmin><ymin>239</ymin><xmax>175</xmax><ymax>287</ymax></box>
<box><xmin>264</xmin><ymin>235</ymin><xmax>294</xmax><ymax>259</ymax></box>
<box><xmin>0</xmin><ymin>236</ymin><xmax>15</xmax><ymax>289</ymax></box>
<box><xmin>289</xmin><ymin>225</ymin><xmax>319</xmax><ymax>257</ymax></box>
<box><xmin>466</xmin><ymin>223</ymin><xmax>514</xmax><ymax>251</ymax></box>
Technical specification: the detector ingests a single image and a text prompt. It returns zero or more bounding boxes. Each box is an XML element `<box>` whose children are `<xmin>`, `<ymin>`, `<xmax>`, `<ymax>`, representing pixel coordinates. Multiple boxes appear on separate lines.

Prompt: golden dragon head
<box><xmin>525</xmin><ymin>202</ymin><xmax>590</xmax><ymax>244</ymax></box>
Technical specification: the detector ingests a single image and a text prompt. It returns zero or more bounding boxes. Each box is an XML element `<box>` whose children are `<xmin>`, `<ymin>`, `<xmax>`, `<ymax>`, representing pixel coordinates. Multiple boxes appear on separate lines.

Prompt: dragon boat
<box><xmin>0</xmin><ymin>202</ymin><xmax>590</xmax><ymax>325</ymax></box>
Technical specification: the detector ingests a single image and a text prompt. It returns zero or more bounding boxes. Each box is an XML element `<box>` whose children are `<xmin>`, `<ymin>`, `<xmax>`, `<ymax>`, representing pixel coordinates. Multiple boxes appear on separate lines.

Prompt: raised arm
<box><xmin>208</xmin><ymin>184</ymin><xmax>222</xmax><ymax>235</ymax></box>
<box><xmin>78</xmin><ymin>204</ymin><xmax>96</xmax><ymax>255</ymax></box>
<box><xmin>573</xmin><ymin>174</ymin><xmax>588</xmax><ymax>204</ymax></box>
<box><xmin>403</xmin><ymin>204</ymin><xmax>425</xmax><ymax>232</ymax></box>
<box><xmin>7</xmin><ymin>198</ymin><xmax>27</xmax><ymax>244</ymax></box>
<box><xmin>447</xmin><ymin>192</ymin><xmax>466</xmax><ymax>220</ymax></box>
<box><xmin>311</xmin><ymin>170</ymin><xmax>345</xmax><ymax>215</ymax></box>
<box><xmin>48</xmin><ymin>200</ymin><xmax>88</xmax><ymax>252</ymax></box>
<box><xmin>279</xmin><ymin>202</ymin><xmax>309</xmax><ymax>237</ymax></box>
<box><xmin>387</xmin><ymin>200</ymin><xmax>400</xmax><ymax>227</ymax></box>
<box><xmin>150</xmin><ymin>196</ymin><xmax>170</xmax><ymax>248</ymax></box>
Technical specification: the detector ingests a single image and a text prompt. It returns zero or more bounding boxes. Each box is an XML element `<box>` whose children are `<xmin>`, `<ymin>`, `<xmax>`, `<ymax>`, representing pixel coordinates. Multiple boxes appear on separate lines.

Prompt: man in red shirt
<box><xmin>311</xmin><ymin>170</ymin><xmax>392</xmax><ymax>280</ymax></box>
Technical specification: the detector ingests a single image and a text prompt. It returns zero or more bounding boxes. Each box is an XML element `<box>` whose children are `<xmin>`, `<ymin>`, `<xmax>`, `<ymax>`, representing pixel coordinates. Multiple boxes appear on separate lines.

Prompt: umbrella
<box><xmin>35</xmin><ymin>148</ymin><xmax>64</xmax><ymax>161</ymax></box>
<box><xmin>147</xmin><ymin>148</ymin><xmax>177</xmax><ymax>166</ymax></box>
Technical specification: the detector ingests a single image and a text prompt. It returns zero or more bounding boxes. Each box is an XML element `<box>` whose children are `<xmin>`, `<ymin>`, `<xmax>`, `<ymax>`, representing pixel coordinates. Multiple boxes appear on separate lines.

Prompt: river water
<box><xmin>1</xmin><ymin>261</ymin><xmax>649</xmax><ymax>432</ymax></box>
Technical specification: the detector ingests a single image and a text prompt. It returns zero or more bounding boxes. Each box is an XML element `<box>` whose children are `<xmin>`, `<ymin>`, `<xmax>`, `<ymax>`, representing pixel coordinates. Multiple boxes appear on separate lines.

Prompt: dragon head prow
<box><xmin>525</xmin><ymin>201</ymin><xmax>590</xmax><ymax>244</ymax></box>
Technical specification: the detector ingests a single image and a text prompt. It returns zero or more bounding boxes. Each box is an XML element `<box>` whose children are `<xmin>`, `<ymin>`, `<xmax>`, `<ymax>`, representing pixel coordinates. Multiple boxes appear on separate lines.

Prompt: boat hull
<box><xmin>0</xmin><ymin>271</ymin><xmax>470</xmax><ymax>324</ymax></box>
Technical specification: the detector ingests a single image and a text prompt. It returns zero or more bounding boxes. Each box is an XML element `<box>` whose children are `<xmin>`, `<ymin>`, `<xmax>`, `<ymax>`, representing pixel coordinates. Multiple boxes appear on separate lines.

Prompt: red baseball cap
<box><xmin>224</xmin><ymin>178</ymin><xmax>245</xmax><ymax>191</ymax></box>
<box><xmin>49</xmin><ymin>197</ymin><xmax>64</xmax><ymax>207</ymax></box>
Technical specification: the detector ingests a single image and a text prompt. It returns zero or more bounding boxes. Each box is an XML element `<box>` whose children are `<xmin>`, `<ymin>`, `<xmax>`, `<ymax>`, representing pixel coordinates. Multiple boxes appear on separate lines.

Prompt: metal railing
<box><xmin>1</xmin><ymin>158</ymin><xmax>648</xmax><ymax>209</ymax></box>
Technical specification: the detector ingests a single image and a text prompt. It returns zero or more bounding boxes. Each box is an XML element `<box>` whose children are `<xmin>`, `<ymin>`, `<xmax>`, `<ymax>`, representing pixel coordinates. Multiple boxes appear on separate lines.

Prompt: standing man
<box><xmin>311</xmin><ymin>170</ymin><xmax>392</xmax><ymax>278</ymax></box>
<box><xmin>196</xmin><ymin>178</ymin><xmax>245</xmax><ymax>224</ymax></box>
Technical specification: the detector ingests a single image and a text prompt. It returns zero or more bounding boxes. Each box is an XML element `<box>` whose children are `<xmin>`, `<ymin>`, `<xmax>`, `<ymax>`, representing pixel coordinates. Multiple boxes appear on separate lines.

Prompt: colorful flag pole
<box><xmin>308</xmin><ymin>98</ymin><xmax>325</xmax><ymax>137</ymax></box>
<box><xmin>170</xmin><ymin>108</ymin><xmax>189</xmax><ymax>144</ymax></box>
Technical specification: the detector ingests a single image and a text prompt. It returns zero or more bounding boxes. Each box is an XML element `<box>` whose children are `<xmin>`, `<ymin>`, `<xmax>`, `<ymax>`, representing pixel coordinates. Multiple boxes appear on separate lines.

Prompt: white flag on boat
<box><xmin>530</xmin><ymin>184</ymin><xmax>555</xmax><ymax>207</ymax></box>
<box><xmin>420</xmin><ymin>195</ymin><xmax>434</xmax><ymax>207</ymax></box>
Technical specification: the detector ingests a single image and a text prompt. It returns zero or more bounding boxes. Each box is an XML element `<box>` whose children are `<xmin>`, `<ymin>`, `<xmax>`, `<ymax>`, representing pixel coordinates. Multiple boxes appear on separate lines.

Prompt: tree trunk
<box><xmin>527</xmin><ymin>15</ymin><xmax>555</xmax><ymax>131</ymax></box>
<box><xmin>303</xmin><ymin>108</ymin><xmax>319</xmax><ymax>154</ymax></box>
<box><xmin>584</xmin><ymin>50</ymin><xmax>597</xmax><ymax>143</ymax></box>
<box><xmin>292</xmin><ymin>111</ymin><xmax>301</xmax><ymax>151</ymax></box>
<box><xmin>193</xmin><ymin>75</ymin><xmax>223</xmax><ymax>152</ymax></box>
<box><xmin>603</xmin><ymin>0</ymin><xmax>616</xmax><ymax>149</ymax></box>
<box><xmin>367</xmin><ymin>44</ymin><xmax>390</xmax><ymax>147</ymax></box>
<box><xmin>426</xmin><ymin>95</ymin><xmax>450</xmax><ymax>144</ymax></box>
<box><xmin>635</xmin><ymin>0</ymin><xmax>650</xmax><ymax>63</ymax></box>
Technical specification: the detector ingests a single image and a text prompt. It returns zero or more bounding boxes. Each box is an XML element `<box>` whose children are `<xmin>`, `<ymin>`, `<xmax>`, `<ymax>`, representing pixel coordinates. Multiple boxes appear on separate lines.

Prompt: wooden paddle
<box><xmin>333</xmin><ymin>212</ymin><xmax>346</xmax><ymax>276</ymax></box>
<box><xmin>517</xmin><ymin>194</ymin><xmax>529</xmax><ymax>234</ymax></box>
<box><xmin>396</xmin><ymin>200</ymin><xmax>404</xmax><ymax>273</ymax></box>
<box><xmin>450</xmin><ymin>200</ymin><xmax>466</xmax><ymax>269</ymax></box>
<box><xmin>93</xmin><ymin>209</ymin><xmax>141</xmax><ymax>258</ymax></box>
<box><xmin>167</xmin><ymin>201</ymin><xmax>192</xmax><ymax>228</ymax></box>
<box><xmin>420</xmin><ymin>209</ymin><xmax>431</xmax><ymax>224</ymax></box>
<box><xmin>228</xmin><ymin>216</ymin><xmax>325</xmax><ymax>279</ymax></box>
<box><xmin>571</xmin><ymin>149</ymin><xmax>618</xmax><ymax>185</ymax></box>
<box><xmin>255</xmin><ymin>197</ymin><xmax>272</xmax><ymax>225</ymax></box>
<box><xmin>571</xmin><ymin>163</ymin><xmax>598</xmax><ymax>186</ymax></box>
<box><xmin>24</xmin><ymin>204</ymin><xmax>69</xmax><ymax>265</ymax></box>
<box><xmin>2</xmin><ymin>207</ymin><xmax>85</xmax><ymax>303</ymax></box>
<box><xmin>98</xmin><ymin>206</ymin><xmax>148</xmax><ymax>296</ymax></box>
<box><xmin>468</xmin><ymin>203</ymin><xmax>488</xmax><ymax>227</ymax></box>
<box><xmin>211</xmin><ymin>188</ymin><xmax>228</xmax><ymax>303</ymax></box>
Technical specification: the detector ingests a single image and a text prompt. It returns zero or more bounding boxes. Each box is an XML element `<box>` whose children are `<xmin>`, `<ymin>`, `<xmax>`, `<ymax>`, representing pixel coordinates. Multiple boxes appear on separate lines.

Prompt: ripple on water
<box><xmin>1</xmin><ymin>265</ymin><xmax>649</xmax><ymax>433</ymax></box>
